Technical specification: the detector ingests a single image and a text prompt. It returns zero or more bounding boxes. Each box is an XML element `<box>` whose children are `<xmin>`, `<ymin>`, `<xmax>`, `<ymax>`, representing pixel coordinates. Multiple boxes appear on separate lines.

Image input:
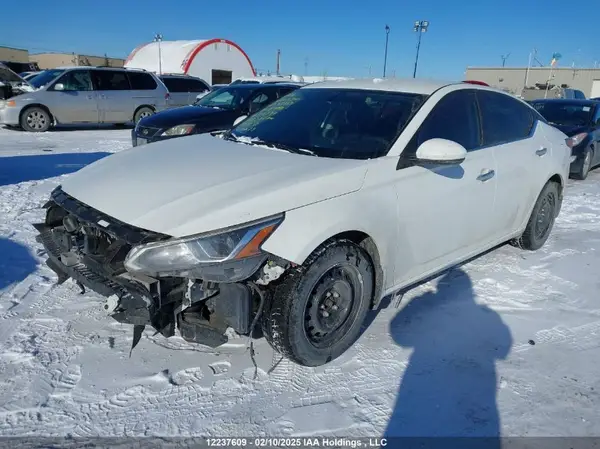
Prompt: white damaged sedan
<box><xmin>34</xmin><ymin>78</ymin><xmax>573</xmax><ymax>366</ymax></box>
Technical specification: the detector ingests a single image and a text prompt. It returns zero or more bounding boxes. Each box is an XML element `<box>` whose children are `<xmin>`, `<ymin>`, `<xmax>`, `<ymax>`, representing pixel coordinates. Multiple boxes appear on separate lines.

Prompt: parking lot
<box><xmin>1</xmin><ymin>125</ymin><xmax>599</xmax><ymax>437</ymax></box>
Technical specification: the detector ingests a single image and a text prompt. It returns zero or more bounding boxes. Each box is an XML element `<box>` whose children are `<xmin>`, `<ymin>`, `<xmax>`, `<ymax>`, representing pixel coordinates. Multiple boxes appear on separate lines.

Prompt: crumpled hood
<box><xmin>60</xmin><ymin>134</ymin><xmax>368</xmax><ymax>237</ymax></box>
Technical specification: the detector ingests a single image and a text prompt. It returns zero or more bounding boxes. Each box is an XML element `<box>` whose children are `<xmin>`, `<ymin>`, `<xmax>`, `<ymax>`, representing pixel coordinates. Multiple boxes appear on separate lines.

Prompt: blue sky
<box><xmin>2</xmin><ymin>0</ymin><xmax>598</xmax><ymax>80</ymax></box>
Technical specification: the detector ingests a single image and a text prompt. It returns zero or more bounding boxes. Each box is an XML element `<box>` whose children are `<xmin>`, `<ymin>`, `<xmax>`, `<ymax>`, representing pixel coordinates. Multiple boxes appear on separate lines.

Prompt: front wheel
<box><xmin>514</xmin><ymin>181</ymin><xmax>559</xmax><ymax>251</ymax></box>
<box><xmin>20</xmin><ymin>106</ymin><xmax>51</xmax><ymax>132</ymax></box>
<box><xmin>261</xmin><ymin>240</ymin><xmax>374</xmax><ymax>367</ymax></box>
<box><xmin>573</xmin><ymin>148</ymin><xmax>593</xmax><ymax>180</ymax></box>
<box><xmin>134</xmin><ymin>106</ymin><xmax>154</xmax><ymax>124</ymax></box>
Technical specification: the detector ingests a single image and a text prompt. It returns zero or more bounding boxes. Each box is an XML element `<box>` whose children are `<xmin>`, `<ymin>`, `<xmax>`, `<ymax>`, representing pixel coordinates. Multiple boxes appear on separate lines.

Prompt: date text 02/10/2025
<box><xmin>205</xmin><ymin>438</ymin><xmax>388</xmax><ymax>447</ymax></box>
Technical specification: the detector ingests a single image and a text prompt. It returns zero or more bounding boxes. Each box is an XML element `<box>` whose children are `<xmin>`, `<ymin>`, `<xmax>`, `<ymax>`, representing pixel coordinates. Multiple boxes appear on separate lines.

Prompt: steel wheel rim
<box><xmin>26</xmin><ymin>111</ymin><xmax>47</xmax><ymax>130</ymax></box>
<box><xmin>304</xmin><ymin>264</ymin><xmax>363</xmax><ymax>349</ymax></box>
<box><xmin>534</xmin><ymin>192</ymin><xmax>556</xmax><ymax>240</ymax></box>
<box><xmin>139</xmin><ymin>110</ymin><xmax>152</xmax><ymax>120</ymax></box>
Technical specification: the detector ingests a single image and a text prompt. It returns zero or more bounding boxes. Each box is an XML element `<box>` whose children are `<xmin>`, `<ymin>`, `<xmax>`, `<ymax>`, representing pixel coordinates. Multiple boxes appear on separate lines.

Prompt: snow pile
<box><xmin>0</xmin><ymin>125</ymin><xmax>600</xmax><ymax>438</ymax></box>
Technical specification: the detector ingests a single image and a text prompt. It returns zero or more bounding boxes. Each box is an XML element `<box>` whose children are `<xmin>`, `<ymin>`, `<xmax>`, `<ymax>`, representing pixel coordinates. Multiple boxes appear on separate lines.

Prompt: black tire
<box><xmin>514</xmin><ymin>181</ymin><xmax>560</xmax><ymax>251</ymax></box>
<box><xmin>573</xmin><ymin>148</ymin><xmax>593</xmax><ymax>180</ymax></box>
<box><xmin>20</xmin><ymin>106</ymin><xmax>51</xmax><ymax>132</ymax></box>
<box><xmin>134</xmin><ymin>106</ymin><xmax>154</xmax><ymax>124</ymax></box>
<box><xmin>261</xmin><ymin>239</ymin><xmax>374</xmax><ymax>367</ymax></box>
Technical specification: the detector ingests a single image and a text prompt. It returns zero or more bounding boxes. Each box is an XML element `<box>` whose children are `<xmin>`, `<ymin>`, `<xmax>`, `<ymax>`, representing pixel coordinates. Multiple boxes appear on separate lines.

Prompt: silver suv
<box><xmin>0</xmin><ymin>67</ymin><xmax>169</xmax><ymax>132</ymax></box>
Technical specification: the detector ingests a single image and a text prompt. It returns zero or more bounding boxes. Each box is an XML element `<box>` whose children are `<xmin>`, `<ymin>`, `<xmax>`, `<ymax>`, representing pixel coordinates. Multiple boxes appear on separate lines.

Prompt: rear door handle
<box><xmin>86</xmin><ymin>95</ymin><xmax>94</xmax><ymax>100</ymax></box>
<box><xmin>536</xmin><ymin>147</ymin><xmax>548</xmax><ymax>156</ymax></box>
<box><xmin>477</xmin><ymin>168</ymin><xmax>495</xmax><ymax>182</ymax></box>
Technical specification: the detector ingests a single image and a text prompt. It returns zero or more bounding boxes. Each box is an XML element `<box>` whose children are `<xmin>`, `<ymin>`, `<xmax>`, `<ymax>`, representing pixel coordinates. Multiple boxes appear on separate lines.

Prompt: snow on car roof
<box><xmin>303</xmin><ymin>77</ymin><xmax>454</xmax><ymax>95</ymax></box>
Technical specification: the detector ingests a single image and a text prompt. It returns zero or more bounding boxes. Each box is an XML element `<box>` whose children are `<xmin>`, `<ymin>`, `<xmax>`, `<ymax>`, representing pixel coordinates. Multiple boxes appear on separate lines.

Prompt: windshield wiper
<box><xmin>249</xmin><ymin>139</ymin><xmax>316</xmax><ymax>156</ymax></box>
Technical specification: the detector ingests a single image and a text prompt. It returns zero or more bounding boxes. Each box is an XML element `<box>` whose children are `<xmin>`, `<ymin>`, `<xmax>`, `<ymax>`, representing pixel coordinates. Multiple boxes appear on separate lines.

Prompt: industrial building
<box><xmin>465</xmin><ymin>67</ymin><xmax>600</xmax><ymax>98</ymax></box>
<box><xmin>124</xmin><ymin>38</ymin><xmax>255</xmax><ymax>85</ymax></box>
<box><xmin>30</xmin><ymin>53</ymin><xmax>125</xmax><ymax>69</ymax></box>
<box><xmin>0</xmin><ymin>46</ymin><xmax>30</xmax><ymax>63</ymax></box>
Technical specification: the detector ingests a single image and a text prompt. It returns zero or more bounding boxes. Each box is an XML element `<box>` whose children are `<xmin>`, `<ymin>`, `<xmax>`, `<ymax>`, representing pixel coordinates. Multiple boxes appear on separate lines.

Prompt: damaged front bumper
<box><xmin>34</xmin><ymin>187</ymin><xmax>284</xmax><ymax>352</ymax></box>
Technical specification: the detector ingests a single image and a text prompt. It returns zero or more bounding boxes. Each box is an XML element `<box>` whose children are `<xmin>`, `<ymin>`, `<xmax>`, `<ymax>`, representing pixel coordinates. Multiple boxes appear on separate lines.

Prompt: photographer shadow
<box><xmin>384</xmin><ymin>268</ymin><xmax>513</xmax><ymax>449</ymax></box>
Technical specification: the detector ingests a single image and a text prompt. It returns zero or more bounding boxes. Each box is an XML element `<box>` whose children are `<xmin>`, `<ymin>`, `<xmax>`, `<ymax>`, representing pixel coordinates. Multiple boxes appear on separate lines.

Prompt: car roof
<box><xmin>302</xmin><ymin>77</ymin><xmax>455</xmax><ymax>95</ymax></box>
<box><xmin>223</xmin><ymin>83</ymin><xmax>301</xmax><ymax>90</ymax></box>
<box><xmin>530</xmin><ymin>98</ymin><xmax>597</xmax><ymax>106</ymax></box>
<box><xmin>159</xmin><ymin>73</ymin><xmax>203</xmax><ymax>79</ymax></box>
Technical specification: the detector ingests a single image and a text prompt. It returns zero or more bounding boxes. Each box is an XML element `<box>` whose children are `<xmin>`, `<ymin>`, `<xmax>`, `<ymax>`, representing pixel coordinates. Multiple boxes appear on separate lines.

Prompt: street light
<box><xmin>153</xmin><ymin>33</ymin><xmax>163</xmax><ymax>75</ymax></box>
<box><xmin>383</xmin><ymin>25</ymin><xmax>390</xmax><ymax>78</ymax></box>
<box><xmin>412</xmin><ymin>20</ymin><xmax>429</xmax><ymax>78</ymax></box>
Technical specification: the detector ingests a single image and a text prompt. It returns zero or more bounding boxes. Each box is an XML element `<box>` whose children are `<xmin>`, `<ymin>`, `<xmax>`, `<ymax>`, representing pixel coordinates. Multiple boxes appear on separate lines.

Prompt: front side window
<box><xmin>230</xmin><ymin>88</ymin><xmax>427</xmax><ymax>160</ymax></box>
<box><xmin>55</xmin><ymin>70</ymin><xmax>92</xmax><ymax>91</ymax></box>
<box><xmin>478</xmin><ymin>90</ymin><xmax>534</xmax><ymax>146</ymax></box>
<box><xmin>196</xmin><ymin>87</ymin><xmax>255</xmax><ymax>110</ymax></box>
<box><xmin>531</xmin><ymin>101</ymin><xmax>594</xmax><ymax>127</ymax></box>
<box><xmin>30</xmin><ymin>69</ymin><xmax>65</xmax><ymax>88</ymax></box>
<box><xmin>413</xmin><ymin>90</ymin><xmax>481</xmax><ymax>151</ymax></box>
<box><xmin>92</xmin><ymin>70</ymin><xmax>130</xmax><ymax>90</ymax></box>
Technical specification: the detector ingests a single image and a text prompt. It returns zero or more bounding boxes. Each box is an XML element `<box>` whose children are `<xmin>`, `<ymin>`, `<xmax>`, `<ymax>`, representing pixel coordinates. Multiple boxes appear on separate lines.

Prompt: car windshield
<box><xmin>195</xmin><ymin>86</ymin><xmax>256</xmax><ymax>110</ymax></box>
<box><xmin>532</xmin><ymin>102</ymin><xmax>593</xmax><ymax>126</ymax></box>
<box><xmin>29</xmin><ymin>69</ymin><xmax>66</xmax><ymax>89</ymax></box>
<box><xmin>228</xmin><ymin>88</ymin><xmax>427</xmax><ymax>159</ymax></box>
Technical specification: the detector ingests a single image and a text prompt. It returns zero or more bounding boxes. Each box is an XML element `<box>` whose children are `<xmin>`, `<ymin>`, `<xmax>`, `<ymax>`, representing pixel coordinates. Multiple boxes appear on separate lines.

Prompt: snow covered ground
<box><xmin>0</xmin><ymin>125</ymin><xmax>599</xmax><ymax>440</ymax></box>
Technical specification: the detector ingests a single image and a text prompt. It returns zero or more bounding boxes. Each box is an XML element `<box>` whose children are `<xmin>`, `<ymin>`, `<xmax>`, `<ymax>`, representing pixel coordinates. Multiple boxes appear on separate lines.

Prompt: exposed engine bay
<box><xmin>0</xmin><ymin>64</ymin><xmax>34</xmax><ymax>100</ymax></box>
<box><xmin>34</xmin><ymin>187</ymin><xmax>289</xmax><ymax>354</ymax></box>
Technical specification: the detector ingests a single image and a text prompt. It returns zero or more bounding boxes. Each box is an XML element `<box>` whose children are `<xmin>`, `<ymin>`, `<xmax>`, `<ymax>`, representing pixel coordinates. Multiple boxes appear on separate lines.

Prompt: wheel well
<box><xmin>548</xmin><ymin>173</ymin><xmax>563</xmax><ymax>194</ymax></box>
<box><xmin>20</xmin><ymin>104</ymin><xmax>54</xmax><ymax>124</ymax></box>
<box><xmin>331</xmin><ymin>231</ymin><xmax>384</xmax><ymax>309</ymax></box>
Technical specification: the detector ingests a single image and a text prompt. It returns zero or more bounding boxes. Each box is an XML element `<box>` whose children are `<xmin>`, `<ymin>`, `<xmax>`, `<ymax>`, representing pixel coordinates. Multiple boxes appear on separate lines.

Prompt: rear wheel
<box><xmin>573</xmin><ymin>148</ymin><xmax>593</xmax><ymax>180</ymax></box>
<box><xmin>20</xmin><ymin>106</ymin><xmax>51</xmax><ymax>132</ymax></box>
<box><xmin>261</xmin><ymin>240</ymin><xmax>374</xmax><ymax>367</ymax></box>
<box><xmin>134</xmin><ymin>106</ymin><xmax>154</xmax><ymax>124</ymax></box>
<box><xmin>514</xmin><ymin>181</ymin><xmax>559</xmax><ymax>250</ymax></box>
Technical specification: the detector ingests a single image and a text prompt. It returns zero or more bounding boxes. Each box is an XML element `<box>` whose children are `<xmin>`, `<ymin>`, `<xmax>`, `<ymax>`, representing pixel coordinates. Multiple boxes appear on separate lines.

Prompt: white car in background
<box><xmin>34</xmin><ymin>78</ymin><xmax>571</xmax><ymax>366</ymax></box>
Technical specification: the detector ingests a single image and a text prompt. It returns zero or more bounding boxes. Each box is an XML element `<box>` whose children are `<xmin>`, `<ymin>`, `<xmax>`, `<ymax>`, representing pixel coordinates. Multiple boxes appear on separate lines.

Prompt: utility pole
<box><xmin>153</xmin><ymin>33</ymin><xmax>163</xmax><ymax>75</ymax></box>
<box><xmin>276</xmin><ymin>49</ymin><xmax>281</xmax><ymax>76</ymax></box>
<box><xmin>383</xmin><ymin>24</ymin><xmax>390</xmax><ymax>77</ymax></box>
<box><xmin>304</xmin><ymin>57</ymin><xmax>309</xmax><ymax>75</ymax></box>
<box><xmin>413</xmin><ymin>20</ymin><xmax>429</xmax><ymax>78</ymax></box>
<box><xmin>501</xmin><ymin>53</ymin><xmax>510</xmax><ymax>67</ymax></box>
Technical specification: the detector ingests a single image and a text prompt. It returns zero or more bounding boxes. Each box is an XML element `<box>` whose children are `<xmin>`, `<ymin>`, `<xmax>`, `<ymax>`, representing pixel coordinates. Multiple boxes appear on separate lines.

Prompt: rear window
<box><xmin>128</xmin><ymin>72</ymin><xmax>157</xmax><ymax>90</ymax></box>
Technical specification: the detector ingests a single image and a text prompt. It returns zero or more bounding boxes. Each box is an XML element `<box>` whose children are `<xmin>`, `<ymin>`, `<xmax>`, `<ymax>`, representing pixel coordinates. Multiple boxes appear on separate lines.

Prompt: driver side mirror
<box><xmin>233</xmin><ymin>115</ymin><xmax>247</xmax><ymax>127</ymax></box>
<box><xmin>53</xmin><ymin>83</ymin><xmax>65</xmax><ymax>91</ymax></box>
<box><xmin>415</xmin><ymin>138</ymin><xmax>467</xmax><ymax>165</ymax></box>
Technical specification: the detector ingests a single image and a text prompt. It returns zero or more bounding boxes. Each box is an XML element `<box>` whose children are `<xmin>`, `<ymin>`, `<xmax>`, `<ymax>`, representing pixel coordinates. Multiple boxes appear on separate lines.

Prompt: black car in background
<box><xmin>132</xmin><ymin>83</ymin><xmax>300</xmax><ymax>146</ymax></box>
<box><xmin>531</xmin><ymin>99</ymin><xmax>600</xmax><ymax>179</ymax></box>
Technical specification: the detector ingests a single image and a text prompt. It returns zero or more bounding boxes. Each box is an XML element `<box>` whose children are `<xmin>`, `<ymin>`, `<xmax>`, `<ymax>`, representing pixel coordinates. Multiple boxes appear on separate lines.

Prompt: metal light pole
<box><xmin>153</xmin><ymin>33</ymin><xmax>163</xmax><ymax>75</ymax></box>
<box><xmin>412</xmin><ymin>20</ymin><xmax>429</xmax><ymax>78</ymax></box>
<box><xmin>383</xmin><ymin>25</ymin><xmax>390</xmax><ymax>78</ymax></box>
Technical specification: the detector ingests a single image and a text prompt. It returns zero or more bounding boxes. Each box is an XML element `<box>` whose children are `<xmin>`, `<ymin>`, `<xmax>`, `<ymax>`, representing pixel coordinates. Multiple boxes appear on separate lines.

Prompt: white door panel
<box><xmin>394</xmin><ymin>148</ymin><xmax>496</xmax><ymax>284</ymax></box>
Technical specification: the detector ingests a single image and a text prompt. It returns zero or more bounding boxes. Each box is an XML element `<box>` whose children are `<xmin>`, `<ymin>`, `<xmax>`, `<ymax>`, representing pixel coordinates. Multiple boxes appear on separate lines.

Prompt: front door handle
<box><xmin>86</xmin><ymin>95</ymin><xmax>94</xmax><ymax>100</ymax></box>
<box><xmin>477</xmin><ymin>168</ymin><xmax>495</xmax><ymax>182</ymax></box>
<box><xmin>536</xmin><ymin>147</ymin><xmax>548</xmax><ymax>156</ymax></box>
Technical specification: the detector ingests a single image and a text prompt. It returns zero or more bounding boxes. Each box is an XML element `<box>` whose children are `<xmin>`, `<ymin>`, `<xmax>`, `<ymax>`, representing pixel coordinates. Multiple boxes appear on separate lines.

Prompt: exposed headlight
<box><xmin>566</xmin><ymin>132</ymin><xmax>588</xmax><ymax>149</ymax></box>
<box><xmin>161</xmin><ymin>124</ymin><xmax>196</xmax><ymax>136</ymax></box>
<box><xmin>124</xmin><ymin>214</ymin><xmax>283</xmax><ymax>280</ymax></box>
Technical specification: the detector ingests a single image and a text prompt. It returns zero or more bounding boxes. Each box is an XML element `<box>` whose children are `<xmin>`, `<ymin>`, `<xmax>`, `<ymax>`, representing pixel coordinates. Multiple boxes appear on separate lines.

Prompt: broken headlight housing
<box><xmin>123</xmin><ymin>214</ymin><xmax>283</xmax><ymax>282</ymax></box>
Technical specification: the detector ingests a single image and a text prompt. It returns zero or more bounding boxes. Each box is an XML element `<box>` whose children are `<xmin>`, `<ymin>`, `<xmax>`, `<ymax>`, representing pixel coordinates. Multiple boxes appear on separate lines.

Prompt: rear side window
<box><xmin>477</xmin><ymin>90</ymin><xmax>534</xmax><ymax>146</ymax></box>
<box><xmin>414</xmin><ymin>90</ymin><xmax>481</xmax><ymax>151</ymax></box>
<box><xmin>161</xmin><ymin>77</ymin><xmax>186</xmax><ymax>92</ymax></box>
<box><xmin>185</xmin><ymin>78</ymin><xmax>210</xmax><ymax>92</ymax></box>
<box><xmin>128</xmin><ymin>72</ymin><xmax>157</xmax><ymax>90</ymax></box>
<box><xmin>574</xmin><ymin>90</ymin><xmax>586</xmax><ymax>100</ymax></box>
<box><xmin>92</xmin><ymin>70</ymin><xmax>131</xmax><ymax>90</ymax></box>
